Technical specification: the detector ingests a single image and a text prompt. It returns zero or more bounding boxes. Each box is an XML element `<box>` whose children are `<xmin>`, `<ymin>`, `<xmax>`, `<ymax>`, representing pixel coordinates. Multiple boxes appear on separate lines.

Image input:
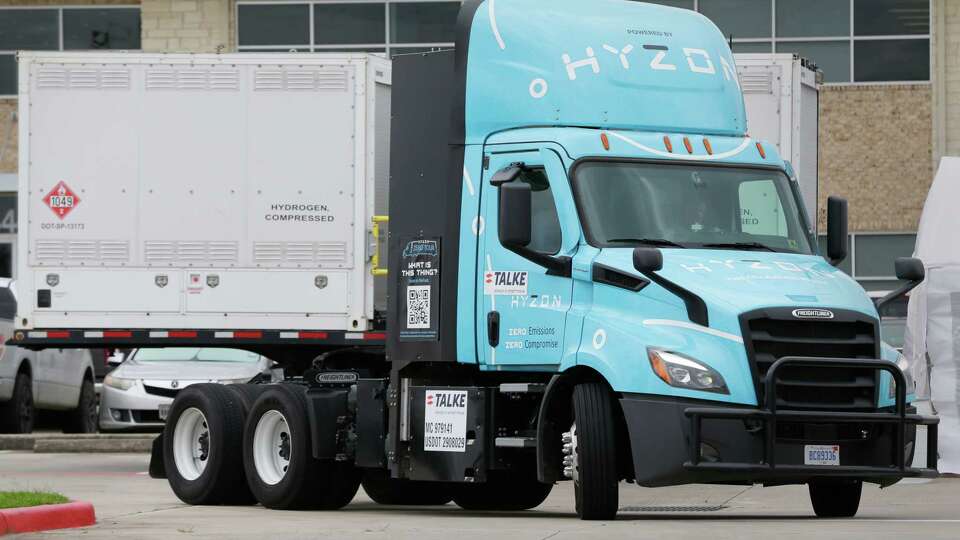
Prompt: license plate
<box><xmin>804</xmin><ymin>444</ymin><xmax>840</xmax><ymax>466</ymax></box>
<box><xmin>158</xmin><ymin>404</ymin><xmax>171</xmax><ymax>421</ymax></box>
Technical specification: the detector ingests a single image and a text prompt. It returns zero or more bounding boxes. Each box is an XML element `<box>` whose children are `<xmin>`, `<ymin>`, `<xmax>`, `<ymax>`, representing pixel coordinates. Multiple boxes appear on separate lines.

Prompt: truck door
<box><xmin>478</xmin><ymin>148</ymin><xmax>575</xmax><ymax>368</ymax></box>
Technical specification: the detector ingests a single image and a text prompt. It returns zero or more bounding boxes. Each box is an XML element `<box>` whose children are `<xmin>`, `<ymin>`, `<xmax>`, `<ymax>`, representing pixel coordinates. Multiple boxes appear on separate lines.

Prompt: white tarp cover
<box><xmin>905</xmin><ymin>156</ymin><xmax>960</xmax><ymax>472</ymax></box>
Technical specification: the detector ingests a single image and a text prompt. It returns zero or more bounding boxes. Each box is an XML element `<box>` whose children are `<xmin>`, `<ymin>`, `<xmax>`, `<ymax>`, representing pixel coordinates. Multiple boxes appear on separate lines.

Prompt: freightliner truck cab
<box><xmin>384</xmin><ymin>0</ymin><xmax>939</xmax><ymax>519</ymax></box>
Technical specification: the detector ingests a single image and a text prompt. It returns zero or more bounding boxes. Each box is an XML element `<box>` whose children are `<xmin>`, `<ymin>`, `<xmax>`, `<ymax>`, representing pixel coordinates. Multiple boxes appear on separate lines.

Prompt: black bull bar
<box><xmin>683</xmin><ymin>357</ymin><xmax>939</xmax><ymax>479</ymax></box>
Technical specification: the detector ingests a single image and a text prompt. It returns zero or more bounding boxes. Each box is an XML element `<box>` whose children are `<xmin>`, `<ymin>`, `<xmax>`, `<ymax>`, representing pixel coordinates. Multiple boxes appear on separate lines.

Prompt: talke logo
<box><xmin>42</xmin><ymin>181</ymin><xmax>81</xmax><ymax>220</ymax></box>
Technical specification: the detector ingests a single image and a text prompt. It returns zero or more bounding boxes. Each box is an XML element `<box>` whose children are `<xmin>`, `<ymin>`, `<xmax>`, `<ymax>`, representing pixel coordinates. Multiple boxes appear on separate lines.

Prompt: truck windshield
<box><xmin>572</xmin><ymin>161</ymin><xmax>813</xmax><ymax>254</ymax></box>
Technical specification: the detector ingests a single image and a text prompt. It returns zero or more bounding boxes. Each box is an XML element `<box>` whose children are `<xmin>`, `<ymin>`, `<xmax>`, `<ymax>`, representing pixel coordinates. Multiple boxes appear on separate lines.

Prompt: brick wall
<box><xmin>141</xmin><ymin>0</ymin><xmax>232</xmax><ymax>53</ymax></box>
<box><xmin>818</xmin><ymin>84</ymin><xmax>933</xmax><ymax>233</ymax></box>
<box><xmin>935</xmin><ymin>0</ymin><xmax>960</xmax><ymax>159</ymax></box>
<box><xmin>0</xmin><ymin>99</ymin><xmax>15</xmax><ymax>173</ymax></box>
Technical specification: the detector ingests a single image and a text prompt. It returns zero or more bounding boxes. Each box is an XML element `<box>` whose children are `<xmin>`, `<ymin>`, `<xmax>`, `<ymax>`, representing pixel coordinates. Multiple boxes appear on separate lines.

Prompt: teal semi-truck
<box><xmin>12</xmin><ymin>0</ymin><xmax>937</xmax><ymax>520</ymax></box>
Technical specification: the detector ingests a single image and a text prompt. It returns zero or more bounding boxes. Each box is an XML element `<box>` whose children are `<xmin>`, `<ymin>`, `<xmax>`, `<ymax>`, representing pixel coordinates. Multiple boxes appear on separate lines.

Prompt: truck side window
<box><xmin>739</xmin><ymin>179</ymin><xmax>789</xmax><ymax>238</ymax></box>
<box><xmin>516</xmin><ymin>167</ymin><xmax>562</xmax><ymax>255</ymax></box>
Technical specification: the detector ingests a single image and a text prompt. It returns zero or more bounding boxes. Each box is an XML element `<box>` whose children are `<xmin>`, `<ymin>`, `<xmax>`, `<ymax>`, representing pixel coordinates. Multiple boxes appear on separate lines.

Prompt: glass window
<box><xmin>389</xmin><ymin>2</ymin><xmax>460</xmax><ymax>44</ymax></box>
<box><xmin>776</xmin><ymin>41</ymin><xmax>850</xmax><ymax>83</ymax></box>
<box><xmin>573</xmin><ymin>162</ymin><xmax>812</xmax><ymax>254</ymax></box>
<box><xmin>0</xmin><ymin>55</ymin><xmax>15</xmax><ymax>96</ymax></box>
<box><xmin>646</xmin><ymin>0</ymin><xmax>695</xmax><ymax>9</ymax></box>
<box><xmin>854</xmin><ymin>39</ymin><xmax>929</xmax><ymax>82</ymax></box>
<box><xmin>698</xmin><ymin>0</ymin><xmax>772</xmax><ymax>39</ymax></box>
<box><xmin>63</xmin><ymin>8</ymin><xmax>140</xmax><ymax>50</ymax></box>
<box><xmin>512</xmin><ymin>168</ymin><xmax>561</xmax><ymax>255</ymax></box>
<box><xmin>854</xmin><ymin>0</ymin><xmax>929</xmax><ymax>36</ymax></box>
<box><xmin>314</xmin><ymin>4</ymin><xmax>385</xmax><ymax>45</ymax></box>
<box><xmin>777</xmin><ymin>0</ymin><xmax>849</xmax><ymax>38</ymax></box>
<box><xmin>0</xmin><ymin>9</ymin><xmax>59</xmax><ymax>50</ymax></box>
<box><xmin>732</xmin><ymin>42</ymin><xmax>772</xmax><ymax>54</ymax></box>
<box><xmin>854</xmin><ymin>234</ymin><xmax>916</xmax><ymax>277</ymax></box>
<box><xmin>238</xmin><ymin>4</ymin><xmax>310</xmax><ymax>46</ymax></box>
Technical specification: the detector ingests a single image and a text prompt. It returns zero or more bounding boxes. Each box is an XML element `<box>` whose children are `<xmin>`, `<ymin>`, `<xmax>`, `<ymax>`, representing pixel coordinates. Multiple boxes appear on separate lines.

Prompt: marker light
<box><xmin>600</xmin><ymin>132</ymin><xmax>610</xmax><ymax>151</ymax></box>
<box><xmin>647</xmin><ymin>349</ymin><xmax>729</xmax><ymax>394</ymax></box>
<box><xmin>703</xmin><ymin>138</ymin><xmax>713</xmax><ymax>155</ymax></box>
<box><xmin>683</xmin><ymin>137</ymin><xmax>693</xmax><ymax>154</ymax></box>
<box><xmin>663</xmin><ymin>136</ymin><xmax>673</xmax><ymax>153</ymax></box>
<box><xmin>756</xmin><ymin>142</ymin><xmax>766</xmax><ymax>159</ymax></box>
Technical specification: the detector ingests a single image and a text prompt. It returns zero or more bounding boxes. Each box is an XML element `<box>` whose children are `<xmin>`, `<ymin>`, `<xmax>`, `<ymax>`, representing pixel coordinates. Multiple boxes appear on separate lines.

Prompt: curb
<box><xmin>0</xmin><ymin>434</ymin><xmax>155</xmax><ymax>453</ymax></box>
<box><xmin>0</xmin><ymin>501</ymin><xmax>96</xmax><ymax>535</ymax></box>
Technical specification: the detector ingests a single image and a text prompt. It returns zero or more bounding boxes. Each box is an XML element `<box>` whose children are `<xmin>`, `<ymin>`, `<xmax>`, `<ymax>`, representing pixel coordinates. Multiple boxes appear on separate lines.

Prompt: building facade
<box><xmin>0</xmin><ymin>0</ymin><xmax>955</xmax><ymax>290</ymax></box>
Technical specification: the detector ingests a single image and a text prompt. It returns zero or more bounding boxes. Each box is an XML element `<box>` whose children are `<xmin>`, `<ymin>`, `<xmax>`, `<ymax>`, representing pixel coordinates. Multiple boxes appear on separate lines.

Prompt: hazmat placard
<box><xmin>423</xmin><ymin>390</ymin><xmax>468</xmax><ymax>452</ymax></box>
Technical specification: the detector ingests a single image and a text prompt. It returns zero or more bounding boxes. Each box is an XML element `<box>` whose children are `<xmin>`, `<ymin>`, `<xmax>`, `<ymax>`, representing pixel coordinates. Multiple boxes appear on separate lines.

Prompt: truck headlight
<box><xmin>647</xmin><ymin>349</ymin><xmax>729</xmax><ymax>394</ymax></box>
<box><xmin>103</xmin><ymin>374</ymin><xmax>135</xmax><ymax>391</ymax></box>
<box><xmin>888</xmin><ymin>352</ymin><xmax>915</xmax><ymax>399</ymax></box>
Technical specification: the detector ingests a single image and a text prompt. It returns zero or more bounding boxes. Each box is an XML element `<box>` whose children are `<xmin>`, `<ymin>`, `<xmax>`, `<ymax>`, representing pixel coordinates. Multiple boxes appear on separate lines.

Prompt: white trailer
<box><xmin>15</xmin><ymin>52</ymin><xmax>390</xmax><ymax>342</ymax></box>
<box><xmin>735</xmin><ymin>53</ymin><xmax>821</xmax><ymax>225</ymax></box>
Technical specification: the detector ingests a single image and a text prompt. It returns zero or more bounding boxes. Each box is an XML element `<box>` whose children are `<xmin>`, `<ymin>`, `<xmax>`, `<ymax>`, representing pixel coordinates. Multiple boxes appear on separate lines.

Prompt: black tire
<box><xmin>243</xmin><ymin>384</ymin><xmax>361</xmax><ymax>510</ymax></box>
<box><xmin>163</xmin><ymin>383</ymin><xmax>254</xmax><ymax>505</ymax></box>
<box><xmin>63</xmin><ymin>377</ymin><xmax>98</xmax><ymax>433</ymax></box>
<box><xmin>0</xmin><ymin>372</ymin><xmax>34</xmax><ymax>434</ymax></box>
<box><xmin>452</xmin><ymin>471</ymin><xmax>553</xmax><ymax>511</ymax></box>
<box><xmin>809</xmin><ymin>479</ymin><xmax>862</xmax><ymax>517</ymax></box>
<box><xmin>224</xmin><ymin>384</ymin><xmax>268</xmax><ymax>414</ymax></box>
<box><xmin>362</xmin><ymin>469</ymin><xmax>453</xmax><ymax>505</ymax></box>
<box><xmin>571</xmin><ymin>382</ymin><xmax>618</xmax><ymax>520</ymax></box>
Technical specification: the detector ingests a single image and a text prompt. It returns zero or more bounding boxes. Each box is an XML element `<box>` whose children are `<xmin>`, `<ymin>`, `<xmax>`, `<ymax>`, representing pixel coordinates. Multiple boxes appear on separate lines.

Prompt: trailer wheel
<box><xmin>452</xmin><ymin>470</ymin><xmax>552</xmax><ymax>511</ymax></box>
<box><xmin>224</xmin><ymin>383</ymin><xmax>268</xmax><ymax>414</ymax></box>
<box><xmin>244</xmin><ymin>384</ymin><xmax>360</xmax><ymax>510</ymax></box>
<box><xmin>163</xmin><ymin>384</ymin><xmax>254</xmax><ymax>505</ymax></box>
<box><xmin>809</xmin><ymin>479</ymin><xmax>862</xmax><ymax>517</ymax></box>
<box><xmin>567</xmin><ymin>382</ymin><xmax>618</xmax><ymax>520</ymax></box>
<box><xmin>0</xmin><ymin>372</ymin><xmax>34</xmax><ymax>434</ymax></box>
<box><xmin>361</xmin><ymin>469</ymin><xmax>453</xmax><ymax>505</ymax></box>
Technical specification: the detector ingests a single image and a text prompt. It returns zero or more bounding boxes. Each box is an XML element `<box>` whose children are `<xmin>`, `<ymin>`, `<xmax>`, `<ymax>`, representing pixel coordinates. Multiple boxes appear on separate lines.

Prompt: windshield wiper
<box><xmin>702</xmin><ymin>242</ymin><xmax>778</xmax><ymax>252</ymax></box>
<box><xmin>606</xmin><ymin>238</ymin><xmax>686</xmax><ymax>248</ymax></box>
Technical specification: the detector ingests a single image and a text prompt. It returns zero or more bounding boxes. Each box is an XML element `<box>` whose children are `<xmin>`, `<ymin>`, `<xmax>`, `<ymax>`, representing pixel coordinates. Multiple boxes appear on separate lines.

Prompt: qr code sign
<box><xmin>406</xmin><ymin>285</ymin><xmax>431</xmax><ymax>329</ymax></box>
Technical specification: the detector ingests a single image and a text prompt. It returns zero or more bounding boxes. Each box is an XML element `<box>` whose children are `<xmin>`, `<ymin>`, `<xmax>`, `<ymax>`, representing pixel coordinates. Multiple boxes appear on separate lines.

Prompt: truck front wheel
<box><xmin>243</xmin><ymin>384</ymin><xmax>360</xmax><ymax>510</ymax></box>
<box><xmin>567</xmin><ymin>382</ymin><xmax>619</xmax><ymax>520</ymax></box>
<box><xmin>164</xmin><ymin>384</ymin><xmax>254</xmax><ymax>505</ymax></box>
<box><xmin>809</xmin><ymin>479</ymin><xmax>862</xmax><ymax>517</ymax></box>
<box><xmin>361</xmin><ymin>470</ymin><xmax>453</xmax><ymax>505</ymax></box>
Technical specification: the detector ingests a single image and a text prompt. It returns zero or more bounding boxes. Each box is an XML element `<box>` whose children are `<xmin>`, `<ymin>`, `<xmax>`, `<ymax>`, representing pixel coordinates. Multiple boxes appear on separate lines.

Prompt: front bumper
<box><xmin>621</xmin><ymin>357</ymin><xmax>939</xmax><ymax>487</ymax></box>
<box><xmin>98</xmin><ymin>383</ymin><xmax>171</xmax><ymax>431</ymax></box>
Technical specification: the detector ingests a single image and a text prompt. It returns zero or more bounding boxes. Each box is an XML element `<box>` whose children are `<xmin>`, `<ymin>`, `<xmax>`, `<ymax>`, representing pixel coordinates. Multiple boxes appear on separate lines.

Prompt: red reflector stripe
<box><xmin>234</xmin><ymin>331</ymin><xmax>262</xmax><ymax>339</ymax></box>
<box><xmin>364</xmin><ymin>332</ymin><xmax>387</xmax><ymax>341</ymax></box>
<box><xmin>104</xmin><ymin>331</ymin><xmax>132</xmax><ymax>338</ymax></box>
<box><xmin>169</xmin><ymin>331</ymin><xmax>197</xmax><ymax>338</ymax></box>
<box><xmin>47</xmin><ymin>331</ymin><xmax>70</xmax><ymax>339</ymax></box>
<box><xmin>299</xmin><ymin>331</ymin><xmax>328</xmax><ymax>339</ymax></box>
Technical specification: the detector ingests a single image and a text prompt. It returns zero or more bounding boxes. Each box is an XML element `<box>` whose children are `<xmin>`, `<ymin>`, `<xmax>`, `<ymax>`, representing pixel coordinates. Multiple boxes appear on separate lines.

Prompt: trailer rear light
<box><xmin>702</xmin><ymin>138</ymin><xmax>713</xmax><ymax>155</ymax></box>
<box><xmin>756</xmin><ymin>142</ymin><xmax>766</xmax><ymax>159</ymax></box>
<box><xmin>683</xmin><ymin>137</ymin><xmax>693</xmax><ymax>154</ymax></box>
<box><xmin>663</xmin><ymin>136</ymin><xmax>673</xmax><ymax>153</ymax></box>
<box><xmin>600</xmin><ymin>132</ymin><xmax>610</xmax><ymax>151</ymax></box>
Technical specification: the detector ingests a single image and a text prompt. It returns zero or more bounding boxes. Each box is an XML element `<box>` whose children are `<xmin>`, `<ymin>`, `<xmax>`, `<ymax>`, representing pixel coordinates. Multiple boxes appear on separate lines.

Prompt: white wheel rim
<box><xmin>253</xmin><ymin>410</ymin><xmax>291</xmax><ymax>486</ymax></box>
<box><xmin>173</xmin><ymin>407</ymin><xmax>210</xmax><ymax>481</ymax></box>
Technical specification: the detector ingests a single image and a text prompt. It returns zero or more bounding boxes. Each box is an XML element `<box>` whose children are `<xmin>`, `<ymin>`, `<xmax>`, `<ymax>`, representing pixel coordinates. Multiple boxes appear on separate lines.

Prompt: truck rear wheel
<box><xmin>0</xmin><ymin>372</ymin><xmax>33</xmax><ymax>434</ymax></box>
<box><xmin>163</xmin><ymin>384</ymin><xmax>254</xmax><ymax>505</ymax></box>
<box><xmin>243</xmin><ymin>384</ymin><xmax>360</xmax><ymax>510</ymax></box>
<box><xmin>809</xmin><ymin>479</ymin><xmax>862</xmax><ymax>517</ymax></box>
<box><xmin>567</xmin><ymin>382</ymin><xmax>619</xmax><ymax>520</ymax></box>
<box><xmin>361</xmin><ymin>470</ymin><xmax>453</xmax><ymax>505</ymax></box>
<box><xmin>452</xmin><ymin>471</ymin><xmax>552</xmax><ymax>511</ymax></box>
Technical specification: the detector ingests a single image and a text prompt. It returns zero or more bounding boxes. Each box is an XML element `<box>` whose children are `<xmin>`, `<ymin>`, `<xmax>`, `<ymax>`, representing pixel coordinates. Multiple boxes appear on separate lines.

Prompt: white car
<box><xmin>100</xmin><ymin>347</ymin><xmax>272</xmax><ymax>431</ymax></box>
<box><xmin>0</xmin><ymin>279</ymin><xmax>97</xmax><ymax>433</ymax></box>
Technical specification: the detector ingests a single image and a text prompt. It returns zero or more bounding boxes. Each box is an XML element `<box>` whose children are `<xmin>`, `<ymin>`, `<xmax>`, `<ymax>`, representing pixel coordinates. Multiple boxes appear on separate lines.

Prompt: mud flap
<box><xmin>149</xmin><ymin>433</ymin><xmax>166</xmax><ymax>479</ymax></box>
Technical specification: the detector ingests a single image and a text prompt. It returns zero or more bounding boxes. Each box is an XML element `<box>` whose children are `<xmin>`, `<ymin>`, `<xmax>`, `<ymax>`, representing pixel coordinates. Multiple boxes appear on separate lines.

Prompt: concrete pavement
<box><xmin>0</xmin><ymin>451</ymin><xmax>957</xmax><ymax>539</ymax></box>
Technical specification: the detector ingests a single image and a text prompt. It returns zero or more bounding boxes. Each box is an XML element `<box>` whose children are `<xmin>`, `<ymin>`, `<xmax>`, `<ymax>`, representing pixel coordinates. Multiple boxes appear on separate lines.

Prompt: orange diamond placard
<box><xmin>42</xmin><ymin>181</ymin><xmax>81</xmax><ymax>220</ymax></box>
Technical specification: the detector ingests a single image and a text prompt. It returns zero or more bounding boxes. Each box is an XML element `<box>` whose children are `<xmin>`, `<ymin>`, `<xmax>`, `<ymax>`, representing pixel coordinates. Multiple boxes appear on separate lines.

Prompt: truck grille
<box><xmin>740</xmin><ymin>308</ymin><xmax>880</xmax><ymax>411</ymax></box>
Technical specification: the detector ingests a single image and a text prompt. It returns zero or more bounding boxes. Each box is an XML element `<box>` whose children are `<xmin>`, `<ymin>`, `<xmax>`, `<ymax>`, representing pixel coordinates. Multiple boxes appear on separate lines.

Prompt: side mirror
<box><xmin>895</xmin><ymin>257</ymin><xmax>924</xmax><ymax>282</ymax></box>
<box><xmin>498</xmin><ymin>182</ymin><xmax>532</xmax><ymax>248</ymax></box>
<box><xmin>826</xmin><ymin>196</ymin><xmax>848</xmax><ymax>266</ymax></box>
<box><xmin>632</xmin><ymin>247</ymin><xmax>663</xmax><ymax>273</ymax></box>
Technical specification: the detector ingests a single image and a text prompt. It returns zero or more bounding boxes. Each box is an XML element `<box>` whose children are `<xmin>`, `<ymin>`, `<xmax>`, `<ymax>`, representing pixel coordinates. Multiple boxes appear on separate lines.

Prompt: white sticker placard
<box><xmin>484</xmin><ymin>271</ymin><xmax>528</xmax><ymax>296</ymax></box>
<box><xmin>423</xmin><ymin>390</ymin><xmax>468</xmax><ymax>452</ymax></box>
